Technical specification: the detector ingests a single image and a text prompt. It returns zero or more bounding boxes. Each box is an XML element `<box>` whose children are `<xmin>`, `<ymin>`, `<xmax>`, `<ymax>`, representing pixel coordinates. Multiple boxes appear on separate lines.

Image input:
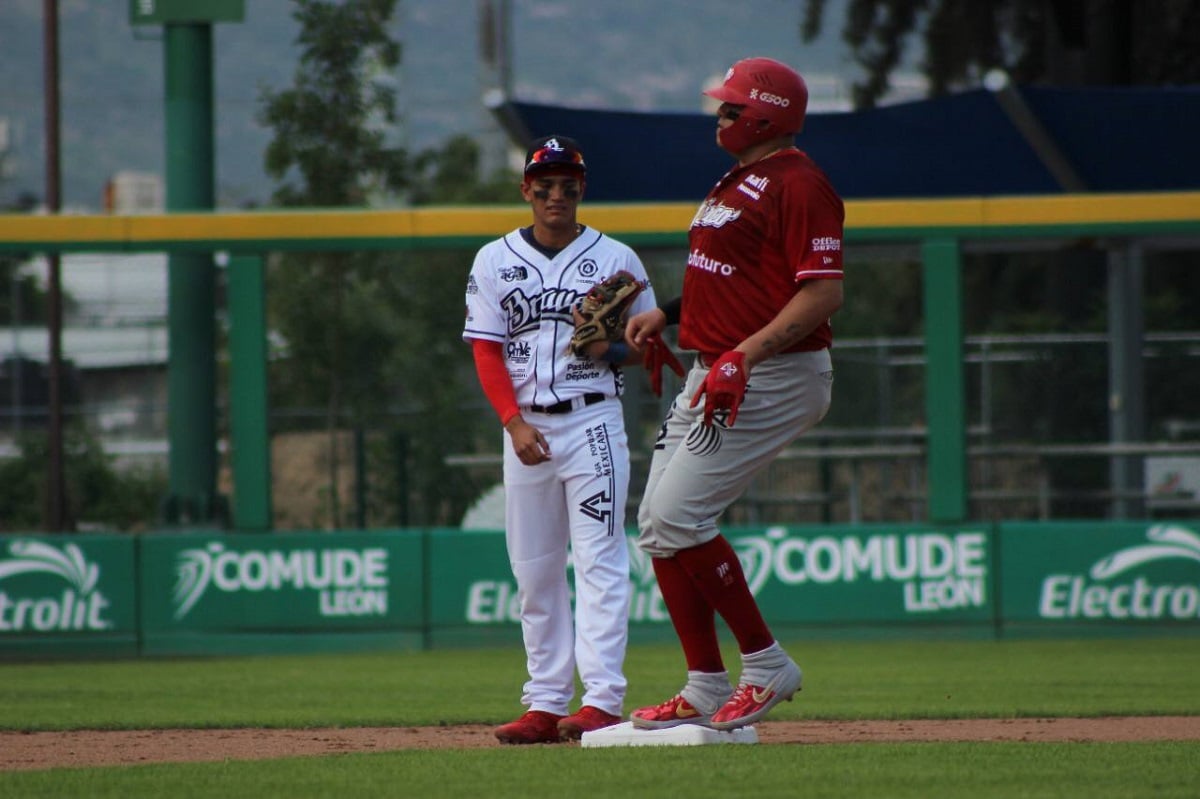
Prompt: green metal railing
<box><xmin>2</xmin><ymin>190</ymin><xmax>1199</xmax><ymax>529</ymax></box>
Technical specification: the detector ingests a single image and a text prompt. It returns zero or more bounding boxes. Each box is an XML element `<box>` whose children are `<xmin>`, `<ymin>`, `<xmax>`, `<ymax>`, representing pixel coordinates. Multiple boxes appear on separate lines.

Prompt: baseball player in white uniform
<box><xmin>463</xmin><ymin>135</ymin><xmax>659</xmax><ymax>744</ymax></box>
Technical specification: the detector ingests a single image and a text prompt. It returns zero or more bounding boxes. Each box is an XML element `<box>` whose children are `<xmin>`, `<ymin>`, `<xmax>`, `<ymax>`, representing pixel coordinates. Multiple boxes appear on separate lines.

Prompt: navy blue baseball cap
<box><xmin>524</xmin><ymin>135</ymin><xmax>587</xmax><ymax>176</ymax></box>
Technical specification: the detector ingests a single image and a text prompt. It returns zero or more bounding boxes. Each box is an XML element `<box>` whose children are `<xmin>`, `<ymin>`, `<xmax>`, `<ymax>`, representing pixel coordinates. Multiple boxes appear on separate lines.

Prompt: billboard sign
<box><xmin>139</xmin><ymin>532</ymin><xmax>424</xmax><ymax>634</ymax></box>
<box><xmin>721</xmin><ymin>525</ymin><xmax>994</xmax><ymax>624</ymax></box>
<box><xmin>429</xmin><ymin>524</ymin><xmax>995</xmax><ymax>633</ymax></box>
<box><xmin>1000</xmin><ymin>522</ymin><xmax>1200</xmax><ymax>625</ymax></box>
<box><xmin>0</xmin><ymin>535</ymin><xmax>137</xmax><ymax>651</ymax></box>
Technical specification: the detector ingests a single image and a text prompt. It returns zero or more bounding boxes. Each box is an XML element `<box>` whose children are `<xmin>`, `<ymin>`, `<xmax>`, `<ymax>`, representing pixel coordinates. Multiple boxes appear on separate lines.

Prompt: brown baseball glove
<box><xmin>567</xmin><ymin>271</ymin><xmax>645</xmax><ymax>357</ymax></box>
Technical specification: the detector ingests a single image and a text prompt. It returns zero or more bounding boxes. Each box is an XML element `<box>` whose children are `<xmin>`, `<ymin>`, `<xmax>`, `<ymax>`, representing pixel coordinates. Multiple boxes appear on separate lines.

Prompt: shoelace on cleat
<box><xmin>644</xmin><ymin>695</ymin><xmax>687</xmax><ymax>716</ymax></box>
<box><xmin>728</xmin><ymin>682</ymin><xmax>757</xmax><ymax>704</ymax></box>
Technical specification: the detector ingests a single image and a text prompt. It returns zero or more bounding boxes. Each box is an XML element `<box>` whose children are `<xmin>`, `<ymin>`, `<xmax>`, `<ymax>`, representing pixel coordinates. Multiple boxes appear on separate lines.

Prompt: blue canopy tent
<box><xmin>498</xmin><ymin>85</ymin><xmax>1200</xmax><ymax>201</ymax></box>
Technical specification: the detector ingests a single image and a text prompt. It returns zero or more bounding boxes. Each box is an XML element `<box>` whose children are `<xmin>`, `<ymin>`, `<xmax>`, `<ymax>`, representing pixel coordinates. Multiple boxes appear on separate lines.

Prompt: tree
<box><xmin>257</xmin><ymin>3</ymin><xmax>518</xmax><ymax>528</ymax></box>
<box><xmin>389</xmin><ymin>134</ymin><xmax>520</xmax><ymax>525</ymax></box>
<box><xmin>408</xmin><ymin>134</ymin><xmax>519</xmax><ymax>205</ymax></box>
<box><xmin>0</xmin><ymin>426</ymin><xmax>166</xmax><ymax>532</ymax></box>
<box><xmin>799</xmin><ymin>1</ymin><xmax>1200</xmax><ymax>516</ymax></box>
<box><xmin>258</xmin><ymin>0</ymin><xmax>408</xmax><ymax>528</ymax></box>
<box><xmin>260</xmin><ymin>0</ymin><xmax>406</xmax><ymax>208</ymax></box>
<box><xmin>800</xmin><ymin>0</ymin><xmax>1200</xmax><ymax>108</ymax></box>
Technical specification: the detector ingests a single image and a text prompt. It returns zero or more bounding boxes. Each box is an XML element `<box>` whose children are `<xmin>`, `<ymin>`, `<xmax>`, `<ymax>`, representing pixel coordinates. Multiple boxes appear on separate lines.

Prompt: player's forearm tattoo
<box><xmin>758</xmin><ymin>323</ymin><xmax>808</xmax><ymax>357</ymax></box>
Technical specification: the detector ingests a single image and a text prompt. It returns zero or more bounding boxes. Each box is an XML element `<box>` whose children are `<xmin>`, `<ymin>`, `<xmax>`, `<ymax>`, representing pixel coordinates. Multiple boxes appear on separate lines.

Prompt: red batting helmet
<box><xmin>703</xmin><ymin>57</ymin><xmax>808</xmax><ymax>153</ymax></box>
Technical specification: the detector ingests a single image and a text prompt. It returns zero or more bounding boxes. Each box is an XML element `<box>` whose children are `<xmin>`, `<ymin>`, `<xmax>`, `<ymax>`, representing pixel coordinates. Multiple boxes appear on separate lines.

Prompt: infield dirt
<box><xmin>3</xmin><ymin>716</ymin><xmax>1199</xmax><ymax>771</ymax></box>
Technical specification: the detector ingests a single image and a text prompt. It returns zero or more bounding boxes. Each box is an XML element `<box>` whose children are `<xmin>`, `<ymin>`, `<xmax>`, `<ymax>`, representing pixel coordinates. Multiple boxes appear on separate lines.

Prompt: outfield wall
<box><xmin>1</xmin><ymin>521</ymin><xmax>1197</xmax><ymax>659</ymax></box>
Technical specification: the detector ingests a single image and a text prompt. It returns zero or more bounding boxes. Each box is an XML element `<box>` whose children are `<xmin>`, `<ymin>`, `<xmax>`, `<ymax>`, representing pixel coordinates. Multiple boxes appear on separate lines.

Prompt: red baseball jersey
<box><xmin>678</xmin><ymin>148</ymin><xmax>844</xmax><ymax>355</ymax></box>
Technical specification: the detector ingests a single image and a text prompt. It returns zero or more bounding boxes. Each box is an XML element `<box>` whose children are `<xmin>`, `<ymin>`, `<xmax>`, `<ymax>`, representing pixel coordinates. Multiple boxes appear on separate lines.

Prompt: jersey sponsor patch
<box><xmin>506</xmin><ymin>339</ymin><xmax>532</xmax><ymax>362</ymax></box>
<box><xmin>737</xmin><ymin>173</ymin><xmax>770</xmax><ymax>200</ymax></box>
<box><xmin>566</xmin><ymin>361</ymin><xmax>603</xmax><ymax>381</ymax></box>
<box><xmin>737</xmin><ymin>183</ymin><xmax>761</xmax><ymax>200</ymax></box>
<box><xmin>499</xmin><ymin>265</ymin><xmax>528</xmax><ymax>282</ymax></box>
<box><xmin>745</xmin><ymin>174</ymin><xmax>770</xmax><ymax>192</ymax></box>
<box><xmin>687</xmin><ymin>249</ymin><xmax>737</xmax><ymax>276</ymax></box>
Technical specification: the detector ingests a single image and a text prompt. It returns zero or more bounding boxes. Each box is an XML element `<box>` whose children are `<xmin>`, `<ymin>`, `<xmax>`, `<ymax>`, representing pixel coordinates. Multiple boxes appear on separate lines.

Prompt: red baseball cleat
<box><xmin>557</xmin><ymin>705</ymin><xmax>622</xmax><ymax>741</ymax></box>
<box><xmin>709</xmin><ymin>660</ymin><xmax>802</xmax><ymax>730</ymax></box>
<box><xmin>494</xmin><ymin>710</ymin><xmax>565</xmax><ymax>745</ymax></box>
<box><xmin>630</xmin><ymin>694</ymin><xmax>712</xmax><ymax>730</ymax></box>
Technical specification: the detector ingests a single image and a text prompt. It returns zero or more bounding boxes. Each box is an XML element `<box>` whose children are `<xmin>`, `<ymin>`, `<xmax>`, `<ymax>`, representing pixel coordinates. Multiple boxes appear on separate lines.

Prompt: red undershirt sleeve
<box><xmin>471</xmin><ymin>338</ymin><xmax>520</xmax><ymax>426</ymax></box>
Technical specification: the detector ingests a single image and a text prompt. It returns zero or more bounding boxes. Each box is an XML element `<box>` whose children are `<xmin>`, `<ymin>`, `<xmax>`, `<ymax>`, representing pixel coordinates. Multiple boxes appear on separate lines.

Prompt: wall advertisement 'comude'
<box><xmin>719</xmin><ymin>525</ymin><xmax>994</xmax><ymax>630</ymax></box>
<box><xmin>1</xmin><ymin>521</ymin><xmax>1195</xmax><ymax>659</ymax></box>
<box><xmin>138</xmin><ymin>531</ymin><xmax>426</xmax><ymax>655</ymax></box>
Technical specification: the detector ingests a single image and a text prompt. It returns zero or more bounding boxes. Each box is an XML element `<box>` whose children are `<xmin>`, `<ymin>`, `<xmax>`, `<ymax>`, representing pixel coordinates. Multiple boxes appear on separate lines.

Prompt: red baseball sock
<box><xmin>674</xmin><ymin>536</ymin><xmax>774</xmax><ymax>655</ymax></box>
<box><xmin>652</xmin><ymin>556</ymin><xmax>725</xmax><ymax>673</ymax></box>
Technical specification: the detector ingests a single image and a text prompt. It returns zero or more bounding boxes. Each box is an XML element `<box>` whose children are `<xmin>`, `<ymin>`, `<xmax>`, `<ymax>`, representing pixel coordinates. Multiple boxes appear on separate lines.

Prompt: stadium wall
<box><xmin>1</xmin><ymin>521</ymin><xmax>1197</xmax><ymax>660</ymax></box>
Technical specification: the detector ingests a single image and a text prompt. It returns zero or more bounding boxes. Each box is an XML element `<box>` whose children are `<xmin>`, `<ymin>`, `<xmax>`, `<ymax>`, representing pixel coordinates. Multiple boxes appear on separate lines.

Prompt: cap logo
<box><xmin>526</xmin><ymin>136</ymin><xmax>586</xmax><ymax>172</ymax></box>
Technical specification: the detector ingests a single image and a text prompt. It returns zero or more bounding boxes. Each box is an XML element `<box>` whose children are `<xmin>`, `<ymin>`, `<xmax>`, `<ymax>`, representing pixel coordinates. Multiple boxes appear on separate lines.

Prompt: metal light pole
<box><xmin>43</xmin><ymin>0</ymin><xmax>69</xmax><ymax>531</ymax></box>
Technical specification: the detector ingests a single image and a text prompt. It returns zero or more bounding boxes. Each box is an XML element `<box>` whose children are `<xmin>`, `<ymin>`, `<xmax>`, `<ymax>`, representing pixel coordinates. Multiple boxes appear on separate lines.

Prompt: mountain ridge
<box><xmin>0</xmin><ymin>0</ymin><xmax>855</xmax><ymax>209</ymax></box>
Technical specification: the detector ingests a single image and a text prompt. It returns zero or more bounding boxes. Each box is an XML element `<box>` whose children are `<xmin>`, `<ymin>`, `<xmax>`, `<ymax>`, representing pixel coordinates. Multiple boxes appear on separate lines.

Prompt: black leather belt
<box><xmin>526</xmin><ymin>392</ymin><xmax>606</xmax><ymax>415</ymax></box>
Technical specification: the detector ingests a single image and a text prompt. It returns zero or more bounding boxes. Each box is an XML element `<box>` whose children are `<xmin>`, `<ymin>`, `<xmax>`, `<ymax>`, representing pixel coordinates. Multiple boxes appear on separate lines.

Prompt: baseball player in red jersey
<box><xmin>463</xmin><ymin>135</ymin><xmax>659</xmax><ymax>744</ymax></box>
<box><xmin>626</xmin><ymin>57</ymin><xmax>844</xmax><ymax>731</ymax></box>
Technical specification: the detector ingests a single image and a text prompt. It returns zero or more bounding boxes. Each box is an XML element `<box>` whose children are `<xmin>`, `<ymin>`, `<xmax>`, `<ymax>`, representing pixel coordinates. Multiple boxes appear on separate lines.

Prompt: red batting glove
<box><xmin>643</xmin><ymin>335</ymin><xmax>685</xmax><ymax>397</ymax></box>
<box><xmin>690</xmin><ymin>351</ymin><xmax>748</xmax><ymax>427</ymax></box>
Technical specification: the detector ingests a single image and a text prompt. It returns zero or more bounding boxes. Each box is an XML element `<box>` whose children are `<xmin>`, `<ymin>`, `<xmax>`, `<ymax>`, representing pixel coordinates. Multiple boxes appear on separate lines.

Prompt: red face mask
<box><xmin>717</xmin><ymin>113</ymin><xmax>776</xmax><ymax>155</ymax></box>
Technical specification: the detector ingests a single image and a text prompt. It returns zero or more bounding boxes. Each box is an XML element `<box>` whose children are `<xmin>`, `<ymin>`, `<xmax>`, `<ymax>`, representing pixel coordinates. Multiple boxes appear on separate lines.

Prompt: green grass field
<box><xmin>1</xmin><ymin>637</ymin><xmax>1199</xmax><ymax>798</ymax></box>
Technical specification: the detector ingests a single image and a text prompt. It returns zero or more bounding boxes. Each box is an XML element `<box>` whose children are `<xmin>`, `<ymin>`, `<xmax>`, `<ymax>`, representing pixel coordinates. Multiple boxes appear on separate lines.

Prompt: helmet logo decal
<box><xmin>749</xmin><ymin>88</ymin><xmax>791</xmax><ymax>107</ymax></box>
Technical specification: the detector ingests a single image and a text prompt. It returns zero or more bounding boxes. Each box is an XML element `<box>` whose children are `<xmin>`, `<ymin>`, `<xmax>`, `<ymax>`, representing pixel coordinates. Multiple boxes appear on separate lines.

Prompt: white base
<box><xmin>580</xmin><ymin>721</ymin><xmax>758</xmax><ymax>748</ymax></box>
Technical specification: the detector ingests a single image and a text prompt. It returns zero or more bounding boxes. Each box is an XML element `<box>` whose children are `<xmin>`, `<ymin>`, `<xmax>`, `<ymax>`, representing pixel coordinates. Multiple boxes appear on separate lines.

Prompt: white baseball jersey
<box><xmin>462</xmin><ymin>224</ymin><xmax>655</xmax><ymax>717</ymax></box>
<box><xmin>463</xmin><ymin>226</ymin><xmax>658</xmax><ymax>406</ymax></box>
